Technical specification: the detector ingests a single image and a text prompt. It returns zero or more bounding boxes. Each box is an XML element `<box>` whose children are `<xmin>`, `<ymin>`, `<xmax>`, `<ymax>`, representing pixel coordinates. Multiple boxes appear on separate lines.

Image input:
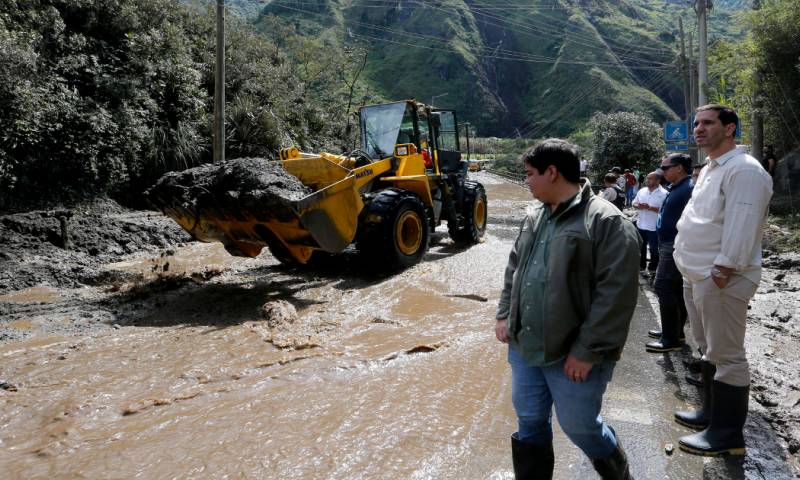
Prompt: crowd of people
<box><xmin>494</xmin><ymin>104</ymin><xmax>774</xmax><ymax>479</ymax></box>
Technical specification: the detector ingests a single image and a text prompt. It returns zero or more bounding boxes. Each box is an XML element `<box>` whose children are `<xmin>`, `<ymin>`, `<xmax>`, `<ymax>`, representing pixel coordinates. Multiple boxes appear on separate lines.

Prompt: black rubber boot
<box><xmin>682</xmin><ymin>357</ymin><xmax>702</xmax><ymax>374</ymax></box>
<box><xmin>591</xmin><ymin>436</ymin><xmax>633</xmax><ymax>480</ymax></box>
<box><xmin>675</xmin><ymin>361</ymin><xmax>716</xmax><ymax>429</ymax></box>
<box><xmin>646</xmin><ymin>304</ymin><xmax>682</xmax><ymax>352</ymax></box>
<box><xmin>678</xmin><ymin>380</ymin><xmax>749</xmax><ymax>456</ymax></box>
<box><xmin>511</xmin><ymin>433</ymin><xmax>554</xmax><ymax>480</ymax></box>
<box><xmin>685</xmin><ymin>372</ymin><xmax>703</xmax><ymax>387</ymax></box>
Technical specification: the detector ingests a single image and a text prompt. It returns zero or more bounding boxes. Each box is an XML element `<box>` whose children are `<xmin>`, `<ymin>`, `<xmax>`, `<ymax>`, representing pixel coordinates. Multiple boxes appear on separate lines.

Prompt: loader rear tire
<box><xmin>357</xmin><ymin>189</ymin><xmax>430</xmax><ymax>270</ymax></box>
<box><xmin>449</xmin><ymin>181</ymin><xmax>487</xmax><ymax>245</ymax></box>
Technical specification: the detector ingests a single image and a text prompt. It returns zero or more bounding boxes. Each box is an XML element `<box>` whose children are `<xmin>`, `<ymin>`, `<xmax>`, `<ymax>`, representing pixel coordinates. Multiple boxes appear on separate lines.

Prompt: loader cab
<box><xmin>358</xmin><ymin>100</ymin><xmax>466</xmax><ymax>174</ymax></box>
<box><xmin>359</xmin><ymin>101</ymin><xmax>416</xmax><ymax>160</ymax></box>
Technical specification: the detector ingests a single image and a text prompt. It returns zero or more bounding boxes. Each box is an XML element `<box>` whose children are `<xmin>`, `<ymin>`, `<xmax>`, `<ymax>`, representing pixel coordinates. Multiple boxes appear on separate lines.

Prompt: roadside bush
<box><xmin>588</xmin><ymin>111</ymin><xmax>664</xmax><ymax>182</ymax></box>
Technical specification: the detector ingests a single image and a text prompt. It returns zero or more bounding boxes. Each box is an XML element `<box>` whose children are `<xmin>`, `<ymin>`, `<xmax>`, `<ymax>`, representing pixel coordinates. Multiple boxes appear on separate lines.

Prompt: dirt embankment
<box><xmin>0</xmin><ymin>199</ymin><xmax>191</xmax><ymax>295</ymax></box>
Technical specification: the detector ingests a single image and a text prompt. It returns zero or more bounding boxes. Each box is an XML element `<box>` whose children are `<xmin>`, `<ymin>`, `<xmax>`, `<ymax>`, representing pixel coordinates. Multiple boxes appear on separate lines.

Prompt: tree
<box><xmin>748</xmin><ymin>0</ymin><xmax>800</xmax><ymax>155</ymax></box>
<box><xmin>706</xmin><ymin>0</ymin><xmax>800</xmax><ymax>157</ymax></box>
<box><xmin>588</xmin><ymin>111</ymin><xmax>664</xmax><ymax>181</ymax></box>
<box><xmin>0</xmin><ymin>0</ymin><xmax>356</xmax><ymax>210</ymax></box>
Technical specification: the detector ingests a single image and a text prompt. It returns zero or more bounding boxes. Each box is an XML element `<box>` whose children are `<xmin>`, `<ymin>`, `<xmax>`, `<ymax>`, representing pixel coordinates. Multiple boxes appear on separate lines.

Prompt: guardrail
<box><xmin>484</xmin><ymin>168</ymin><xmax>526</xmax><ymax>185</ymax></box>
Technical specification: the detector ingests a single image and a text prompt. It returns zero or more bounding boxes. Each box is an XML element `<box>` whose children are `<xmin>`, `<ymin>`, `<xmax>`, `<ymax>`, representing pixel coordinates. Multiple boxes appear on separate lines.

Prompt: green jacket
<box><xmin>496</xmin><ymin>181</ymin><xmax>641</xmax><ymax>364</ymax></box>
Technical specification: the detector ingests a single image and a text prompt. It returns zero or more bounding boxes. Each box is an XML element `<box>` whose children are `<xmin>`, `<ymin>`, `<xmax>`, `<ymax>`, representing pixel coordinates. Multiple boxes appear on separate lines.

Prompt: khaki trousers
<box><xmin>683</xmin><ymin>274</ymin><xmax>758</xmax><ymax>387</ymax></box>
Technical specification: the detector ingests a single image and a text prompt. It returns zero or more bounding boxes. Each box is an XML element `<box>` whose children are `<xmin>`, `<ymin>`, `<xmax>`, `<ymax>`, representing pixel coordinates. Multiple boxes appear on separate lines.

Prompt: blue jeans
<box><xmin>508</xmin><ymin>344</ymin><xmax>618</xmax><ymax>459</ymax></box>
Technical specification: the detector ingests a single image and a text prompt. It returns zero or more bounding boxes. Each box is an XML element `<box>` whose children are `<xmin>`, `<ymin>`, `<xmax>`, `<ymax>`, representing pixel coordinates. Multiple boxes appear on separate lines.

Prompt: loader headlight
<box><xmin>395</xmin><ymin>145</ymin><xmax>409</xmax><ymax>156</ymax></box>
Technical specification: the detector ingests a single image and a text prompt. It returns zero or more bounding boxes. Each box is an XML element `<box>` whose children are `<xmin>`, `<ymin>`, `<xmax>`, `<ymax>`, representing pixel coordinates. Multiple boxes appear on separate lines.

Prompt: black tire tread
<box><xmin>357</xmin><ymin>188</ymin><xmax>430</xmax><ymax>270</ymax></box>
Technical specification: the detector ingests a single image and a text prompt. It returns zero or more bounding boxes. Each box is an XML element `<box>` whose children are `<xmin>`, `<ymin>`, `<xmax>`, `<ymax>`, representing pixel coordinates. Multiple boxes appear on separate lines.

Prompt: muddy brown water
<box><xmin>1</xmin><ymin>173</ymin><xmax>796</xmax><ymax>478</ymax></box>
<box><xmin>0</xmin><ymin>174</ymin><xmax>522</xmax><ymax>478</ymax></box>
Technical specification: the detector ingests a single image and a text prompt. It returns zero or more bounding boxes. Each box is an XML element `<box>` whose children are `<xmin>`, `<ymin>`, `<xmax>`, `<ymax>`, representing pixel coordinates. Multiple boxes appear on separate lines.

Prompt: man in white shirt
<box><xmin>580</xmin><ymin>158</ymin><xmax>588</xmax><ymax>177</ymax></box>
<box><xmin>632</xmin><ymin>172</ymin><xmax>667</xmax><ymax>275</ymax></box>
<box><xmin>672</xmin><ymin>105</ymin><xmax>773</xmax><ymax>457</ymax></box>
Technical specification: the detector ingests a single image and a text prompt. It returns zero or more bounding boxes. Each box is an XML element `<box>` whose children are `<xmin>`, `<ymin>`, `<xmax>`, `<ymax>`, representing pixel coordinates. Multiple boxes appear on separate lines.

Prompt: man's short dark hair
<box><xmin>520</xmin><ymin>138</ymin><xmax>580</xmax><ymax>183</ymax></box>
<box><xmin>664</xmin><ymin>153</ymin><xmax>692</xmax><ymax>172</ymax></box>
<box><xmin>611</xmin><ymin>166</ymin><xmax>622</xmax><ymax>174</ymax></box>
<box><xmin>696</xmin><ymin>104</ymin><xmax>739</xmax><ymax>128</ymax></box>
<box><xmin>603</xmin><ymin>173</ymin><xmax>618</xmax><ymax>185</ymax></box>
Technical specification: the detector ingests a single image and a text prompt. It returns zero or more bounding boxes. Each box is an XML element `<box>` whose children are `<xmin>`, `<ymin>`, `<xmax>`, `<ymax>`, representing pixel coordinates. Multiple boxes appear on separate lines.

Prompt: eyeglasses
<box><xmin>660</xmin><ymin>164</ymin><xmax>677</xmax><ymax>171</ymax></box>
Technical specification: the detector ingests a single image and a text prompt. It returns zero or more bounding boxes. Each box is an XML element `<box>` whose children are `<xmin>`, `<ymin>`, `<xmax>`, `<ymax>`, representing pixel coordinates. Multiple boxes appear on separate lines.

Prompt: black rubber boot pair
<box><xmin>511</xmin><ymin>433</ymin><xmax>554</xmax><ymax>479</ymax></box>
<box><xmin>678</xmin><ymin>380</ymin><xmax>749</xmax><ymax>456</ymax></box>
<box><xmin>591</xmin><ymin>435</ymin><xmax>633</xmax><ymax>480</ymax></box>
<box><xmin>645</xmin><ymin>304</ymin><xmax>683</xmax><ymax>353</ymax></box>
<box><xmin>675</xmin><ymin>361</ymin><xmax>715</xmax><ymax>429</ymax></box>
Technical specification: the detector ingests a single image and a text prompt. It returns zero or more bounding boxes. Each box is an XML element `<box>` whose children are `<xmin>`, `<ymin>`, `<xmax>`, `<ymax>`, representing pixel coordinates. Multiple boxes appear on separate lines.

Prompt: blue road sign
<box><xmin>666</xmin><ymin>143</ymin><xmax>689</xmax><ymax>151</ymax></box>
<box><xmin>665</xmin><ymin>121</ymin><xmax>689</xmax><ymax>142</ymax></box>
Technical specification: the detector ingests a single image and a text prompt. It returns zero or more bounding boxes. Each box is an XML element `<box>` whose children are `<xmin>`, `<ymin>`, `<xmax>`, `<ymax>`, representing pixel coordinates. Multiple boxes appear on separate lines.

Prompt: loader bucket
<box><xmin>146</xmin><ymin>156</ymin><xmax>390</xmax><ymax>263</ymax></box>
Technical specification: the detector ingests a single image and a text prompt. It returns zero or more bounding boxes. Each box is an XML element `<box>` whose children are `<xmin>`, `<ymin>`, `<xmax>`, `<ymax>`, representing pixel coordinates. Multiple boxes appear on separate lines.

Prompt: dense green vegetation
<box><xmin>0</xmin><ymin>0</ymin><xmax>355</xmax><ymax>210</ymax></box>
<box><xmin>707</xmin><ymin>0</ymin><xmax>800</xmax><ymax>158</ymax></box>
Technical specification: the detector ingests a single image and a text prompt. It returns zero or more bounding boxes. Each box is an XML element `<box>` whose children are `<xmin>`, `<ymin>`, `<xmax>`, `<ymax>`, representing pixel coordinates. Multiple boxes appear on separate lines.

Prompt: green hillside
<box><xmin>248</xmin><ymin>0</ymin><xmax>726</xmax><ymax>137</ymax></box>
<box><xmin>190</xmin><ymin>0</ymin><xmax>746</xmax><ymax>138</ymax></box>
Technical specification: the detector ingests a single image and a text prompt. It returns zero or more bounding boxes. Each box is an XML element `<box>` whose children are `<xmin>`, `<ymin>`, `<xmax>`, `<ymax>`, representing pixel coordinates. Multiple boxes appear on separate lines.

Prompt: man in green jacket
<box><xmin>495</xmin><ymin>139</ymin><xmax>641</xmax><ymax>479</ymax></box>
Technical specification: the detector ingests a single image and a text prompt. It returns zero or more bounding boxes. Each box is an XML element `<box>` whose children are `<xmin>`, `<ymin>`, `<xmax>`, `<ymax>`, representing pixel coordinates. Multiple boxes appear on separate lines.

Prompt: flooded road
<box><xmin>0</xmin><ymin>173</ymin><xmax>795</xmax><ymax>478</ymax></box>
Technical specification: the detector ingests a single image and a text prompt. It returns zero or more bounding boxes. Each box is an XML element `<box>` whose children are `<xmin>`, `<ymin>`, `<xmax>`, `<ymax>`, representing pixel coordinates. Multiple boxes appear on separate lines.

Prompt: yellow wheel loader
<box><xmin>148</xmin><ymin>100</ymin><xmax>487</xmax><ymax>270</ymax></box>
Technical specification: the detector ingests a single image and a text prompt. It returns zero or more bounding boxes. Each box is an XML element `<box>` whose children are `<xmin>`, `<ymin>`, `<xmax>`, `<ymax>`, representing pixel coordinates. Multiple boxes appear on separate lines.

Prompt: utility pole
<box><xmin>688</xmin><ymin>31</ymin><xmax>696</xmax><ymax>113</ymax></box>
<box><xmin>678</xmin><ymin>17</ymin><xmax>697</xmax><ymax>162</ymax></box>
<box><xmin>697</xmin><ymin>0</ymin><xmax>708</xmax><ymax>107</ymax></box>
<box><xmin>678</xmin><ymin>17</ymin><xmax>691</xmax><ymax>122</ymax></box>
<box><xmin>751</xmin><ymin>0</ymin><xmax>764</xmax><ymax>161</ymax></box>
<box><xmin>213</xmin><ymin>0</ymin><xmax>225</xmax><ymax>163</ymax></box>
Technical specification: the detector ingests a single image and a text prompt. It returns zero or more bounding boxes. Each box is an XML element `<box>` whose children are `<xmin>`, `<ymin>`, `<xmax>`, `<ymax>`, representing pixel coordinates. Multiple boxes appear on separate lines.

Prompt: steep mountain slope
<box><xmin>241</xmin><ymin>0</ymin><xmax>744</xmax><ymax>137</ymax></box>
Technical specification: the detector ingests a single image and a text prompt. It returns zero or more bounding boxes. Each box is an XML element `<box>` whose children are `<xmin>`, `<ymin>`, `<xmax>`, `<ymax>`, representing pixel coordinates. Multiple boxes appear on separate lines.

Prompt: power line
<box><xmin>272</xmin><ymin>3</ymin><xmax>671</xmax><ymax>69</ymax></box>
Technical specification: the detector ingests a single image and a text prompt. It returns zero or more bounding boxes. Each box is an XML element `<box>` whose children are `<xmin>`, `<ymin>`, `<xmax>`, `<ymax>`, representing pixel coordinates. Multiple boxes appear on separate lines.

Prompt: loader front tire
<box><xmin>449</xmin><ymin>181</ymin><xmax>487</xmax><ymax>245</ymax></box>
<box><xmin>357</xmin><ymin>189</ymin><xmax>430</xmax><ymax>270</ymax></box>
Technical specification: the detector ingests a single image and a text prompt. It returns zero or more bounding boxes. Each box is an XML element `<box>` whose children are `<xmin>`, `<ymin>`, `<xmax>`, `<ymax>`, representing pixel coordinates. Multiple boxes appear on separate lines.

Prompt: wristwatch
<box><xmin>711</xmin><ymin>267</ymin><xmax>730</xmax><ymax>279</ymax></box>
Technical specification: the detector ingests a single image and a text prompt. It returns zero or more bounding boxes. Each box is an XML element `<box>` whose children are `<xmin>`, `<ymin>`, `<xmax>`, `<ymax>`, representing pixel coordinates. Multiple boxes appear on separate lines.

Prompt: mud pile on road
<box><xmin>0</xmin><ymin>200</ymin><xmax>190</xmax><ymax>294</ymax></box>
<box><xmin>145</xmin><ymin>158</ymin><xmax>312</xmax><ymax>224</ymax></box>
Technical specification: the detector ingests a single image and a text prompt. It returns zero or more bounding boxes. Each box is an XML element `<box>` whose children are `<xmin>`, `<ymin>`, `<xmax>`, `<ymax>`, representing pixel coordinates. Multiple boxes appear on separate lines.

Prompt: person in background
<box><xmin>645</xmin><ymin>154</ymin><xmax>693</xmax><ymax>354</ymax></box>
<box><xmin>673</xmin><ymin>105</ymin><xmax>773</xmax><ymax>456</ymax></box>
<box><xmin>580</xmin><ymin>157</ymin><xmax>588</xmax><ymax>177</ymax></box>
<box><xmin>612</xmin><ymin>167</ymin><xmax>626</xmax><ymax>192</ymax></box>
<box><xmin>602</xmin><ymin>174</ymin><xmax>626</xmax><ymax>212</ymax></box>
<box><xmin>496</xmin><ymin>139</ymin><xmax>639</xmax><ymax>479</ymax></box>
<box><xmin>623</xmin><ymin>169</ymin><xmax>637</xmax><ymax>207</ymax></box>
<box><xmin>762</xmin><ymin>145</ymin><xmax>777</xmax><ymax>176</ymax></box>
<box><xmin>691</xmin><ymin>162</ymin><xmax>705</xmax><ymax>184</ymax></box>
<box><xmin>632</xmin><ymin>172</ymin><xmax>667</xmax><ymax>279</ymax></box>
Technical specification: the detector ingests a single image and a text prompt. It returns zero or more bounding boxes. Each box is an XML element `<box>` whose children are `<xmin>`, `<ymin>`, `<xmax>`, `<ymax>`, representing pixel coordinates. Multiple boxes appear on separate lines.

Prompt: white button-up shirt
<box><xmin>633</xmin><ymin>185</ymin><xmax>668</xmax><ymax>231</ymax></box>
<box><xmin>674</xmin><ymin>146</ymin><xmax>773</xmax><ymax>284</ymax></box>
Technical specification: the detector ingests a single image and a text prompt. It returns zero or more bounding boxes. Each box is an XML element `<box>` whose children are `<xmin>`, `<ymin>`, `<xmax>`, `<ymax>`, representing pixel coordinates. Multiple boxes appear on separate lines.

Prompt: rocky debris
<box><xmin>145</xmin><ymin>157</ymin><xmax>313</xmax><ymax>224</ymax></box>
<box><xmin>261</xmin><ymin>300</ymin><xmax>298</xmax><ymax>328</ymax></box>
<box><xmin>253</xmin><ymin>301</ymin><xmax>319</xmax><ymax>350</ymax></box>
<box><xmin>763</xmin><ymin>252</ymin><xmax>800</xmax><ymax>271</ymax></box>
<box><xmin>0</xmin><ymin>380</ymin><xmax>18</xmax><ymax>392</ymax></box>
